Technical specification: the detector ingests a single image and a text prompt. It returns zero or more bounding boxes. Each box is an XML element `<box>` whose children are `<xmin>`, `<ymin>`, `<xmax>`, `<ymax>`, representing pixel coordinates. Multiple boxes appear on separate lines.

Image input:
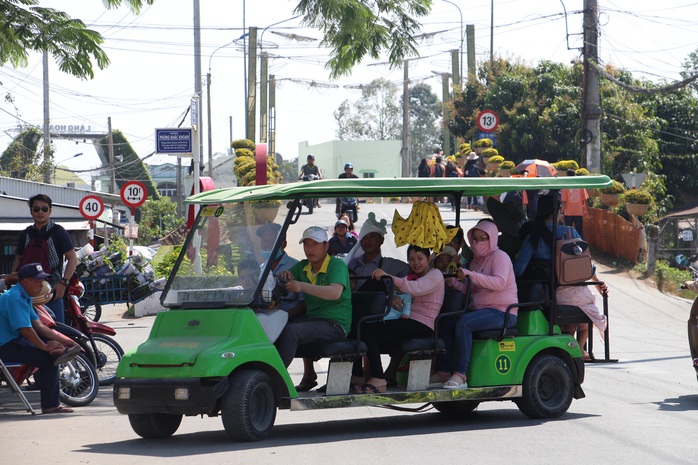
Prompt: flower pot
<box><xmin>254</xmin><ymin>205</ymin><xmax>280</xmax><ymax>222</ymax></box>
<box><xmin>587</xmin><ymin>188</ymin><xmax>599</xmax><ymax>197</ymax></box>
<box><xmin>473</xmin><ymin>147</ymin><xmax>486</xmax><ymax>155</ymax></box>
<box><xmin>487</xmin><ymin>162</ymin><xmax>501</xmax><ymax>172</ymax></box>
<box><xmin>625</xmin><ymin>203</ymin><xmax>650</xmax><ymax>216</ymax></box>
<box><xmin>481</xmin><ymin>156</ymin><xmax>490</xmax><ymax>165</ymax></box>
<box><xmin>498</xmin><ymin>168</ymin><xmax>511</xmax><ymax>177</ymax></box>
<box><xmin>600</xmin><ymin>193</ymin><xmax>619</xmax><ymax>207</ymax></box>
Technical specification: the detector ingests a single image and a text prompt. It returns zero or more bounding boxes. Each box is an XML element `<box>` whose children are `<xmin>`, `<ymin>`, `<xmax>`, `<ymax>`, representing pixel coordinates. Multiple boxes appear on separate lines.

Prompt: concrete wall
<box><xmin>298</xmin><ymin>140</ymin><xmax>402</xmax><ymax>179</ymax></box>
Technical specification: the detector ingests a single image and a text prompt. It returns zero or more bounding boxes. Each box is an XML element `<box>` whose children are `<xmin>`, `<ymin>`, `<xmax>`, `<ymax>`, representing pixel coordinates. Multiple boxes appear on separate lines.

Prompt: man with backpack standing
<box><xmin>12</xmin><ymin>194</ymin><xmax>78</xmax><ymax>324</ymax></box>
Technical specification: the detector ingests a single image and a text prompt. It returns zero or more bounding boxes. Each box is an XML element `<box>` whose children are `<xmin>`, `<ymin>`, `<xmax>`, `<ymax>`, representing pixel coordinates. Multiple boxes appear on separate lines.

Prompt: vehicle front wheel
<box><xmin>221</xmin><ymin>370</ymin><xmax>277</xmax><ymax>442</ymax></box>
<box><xmin>129</xmin><ymin>413</ymin><xmax>182</xmax><ymax>439</ymax></box>
<box><xmin>432</xmin><ymin>400</ymin><xmax>480</xmax><ymax>415</ymax></box>
<box><xmin>58</xmin><ymin>352</ymin><xmax>99</xmax><ymax>407</ymax></box>
<box><xmin>516</xmin><ymin>354</ymin><xmax>574</xmax><ymax>419</ymax></box>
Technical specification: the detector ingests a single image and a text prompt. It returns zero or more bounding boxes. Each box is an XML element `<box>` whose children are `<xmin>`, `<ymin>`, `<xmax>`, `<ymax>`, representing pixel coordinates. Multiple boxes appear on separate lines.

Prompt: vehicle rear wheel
<box><xmin>432</xmin><ymin>400</ymin><xmax>480</xmax><ymax>415</ymax></box>
<box><xmin>221</xmin><ymin>370</ymin><xmax>277</xmax><ymax>442</ymax></box>
<box><xmin>516</xmin><ymin>354</ymin><xmax>574</xmax><ymax>419</ymax></box>
<box><xmin>59</xmin><ymin>352</ymin><xmax>99</xmax><ymax>407</ymax></box>
<box><xmin>307</xmin><ymin>201</ymin><xmax>314</xmax><ymax>214</ymax></box>
<box><xmin>129</xmin><ymin>413</ymin><xmax>182</xmax><ymax>439</ymax></box>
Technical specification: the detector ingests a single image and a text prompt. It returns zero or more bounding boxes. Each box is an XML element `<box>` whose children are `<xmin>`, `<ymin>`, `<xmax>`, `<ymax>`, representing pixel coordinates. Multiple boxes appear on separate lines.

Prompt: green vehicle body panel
<box><xmin>116</xmin><ymin>309</ymin><xmax>296</xmax><ymax>395</ymax></box>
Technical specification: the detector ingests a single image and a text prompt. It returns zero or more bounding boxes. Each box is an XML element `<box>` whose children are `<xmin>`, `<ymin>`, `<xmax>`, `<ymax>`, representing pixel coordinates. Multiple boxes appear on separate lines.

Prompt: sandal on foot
<box><xmin>42</xmin><ymin>405</ymin><xmax>74</xmax><ymax>414</ymax></box>
<box><xmin>51</xmin><ymin>346</ymin><xmax>81</xmax><ymax>366</ymax></box>
<box><xmin>294</xmin><ymin>378</ymin><xmax>318</xmax><ymax>392</ymax></box>
<box><xmin>428</xmin><ymin>372</ymin><xmax>450</xmax><ymax>388</ymax></box>
<box><xmin>357</xmin><ymin>383</ymin><xmax>386</xmax><ymax>394</ymax></box>
<box><xmin>443</xmin><ymin>373</ymin><xmax>468</xmax><ymax>390</ymax></box>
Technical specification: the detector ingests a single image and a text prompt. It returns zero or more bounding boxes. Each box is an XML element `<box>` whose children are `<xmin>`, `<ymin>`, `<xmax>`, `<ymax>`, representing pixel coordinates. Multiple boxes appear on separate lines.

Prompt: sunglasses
<box><xmin>32</xmin><ymin>206</ymin><xmax>50</xmax><ymax>213</ymax></box>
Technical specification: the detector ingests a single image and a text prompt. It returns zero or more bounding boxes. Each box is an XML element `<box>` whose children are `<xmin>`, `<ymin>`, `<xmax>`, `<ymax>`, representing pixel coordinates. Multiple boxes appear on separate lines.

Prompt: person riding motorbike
<box><xmin>337</xmin><ymin>162</ymin><xmax>359</xmax><ymax>218</ymax></box>
<box><xmin>299</xmin><ymin>154</ymin><xmax>323</xmax><ymax>208</ymax></box>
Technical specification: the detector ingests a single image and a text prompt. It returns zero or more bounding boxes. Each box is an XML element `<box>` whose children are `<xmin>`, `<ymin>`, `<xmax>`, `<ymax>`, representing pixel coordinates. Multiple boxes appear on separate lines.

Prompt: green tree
<box><xmin>408</xmin><ymin>82</ymin><xmax>441</xmax><ymax>174</ymax></box>
<box><xmin>295</xmin><ymin>0</ymin><xmax>431</xmax><ymax>78</ymax></box>
<box><xmin>136</xmin><ymin>196</ymin><xmax>183</xmax><ymax>245</ymax></box>
<box><xmin>0</xmin><ymin>127</ymin><xmax>43</xmax><ymax>179</ymax></box>
<box><xmin>0</xmin><ymin>0</ymin><xmax>152</xmax><ymax>80</ymax></box>
<box><xmin>278</xmin><ymin>157</ymin><xmax>298</xmax><ymax>184</ymax></box>
<box><xmin>335</xmin><ymin>78</ymin><xmax>401</xmax><ymax>140</ymax></box>
<box><xmin>95</xmin><ymin>130</ymin><xmax>160</xmax><ymax>199</ymax></box>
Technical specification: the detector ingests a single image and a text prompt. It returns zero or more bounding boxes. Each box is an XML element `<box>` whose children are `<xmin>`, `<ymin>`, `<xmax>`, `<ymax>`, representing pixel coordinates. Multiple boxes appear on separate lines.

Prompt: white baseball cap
<box><xmin>299</xmin><ymin>226</ymin><xmax>328</xmax><ymax>244</ymax></box>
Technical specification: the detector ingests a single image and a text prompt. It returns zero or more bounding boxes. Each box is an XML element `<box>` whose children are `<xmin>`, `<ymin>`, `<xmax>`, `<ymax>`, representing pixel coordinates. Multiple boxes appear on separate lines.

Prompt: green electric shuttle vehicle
<box><xmin>114</xmin><ymin>175</ymin><xmax>612</xmax><ymax>441</ymax></box>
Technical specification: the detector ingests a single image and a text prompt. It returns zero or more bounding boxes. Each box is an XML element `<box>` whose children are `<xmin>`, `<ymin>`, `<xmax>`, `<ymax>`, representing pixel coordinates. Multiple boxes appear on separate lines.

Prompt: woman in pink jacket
<box><xmin>432</xmin><ymin>219</ymin><xmax>518</xmax><ymax>389</ymax></box>
<box><xmin>352</xmin><ymin>244</ymin><xmax>445</xmax><ymax>393</ymax></box>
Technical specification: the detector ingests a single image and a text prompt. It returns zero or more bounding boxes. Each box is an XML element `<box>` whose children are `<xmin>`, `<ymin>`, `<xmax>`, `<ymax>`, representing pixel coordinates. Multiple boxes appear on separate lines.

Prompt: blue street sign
<box><xmin>156</xmin><ymin>128</ymin><xmax>193</xmax><ymax>155</ymax></box>
<box><xmin>478</xmin><ymin>131</ymin><xmax>497</xmax><ymax>147</ymax></box>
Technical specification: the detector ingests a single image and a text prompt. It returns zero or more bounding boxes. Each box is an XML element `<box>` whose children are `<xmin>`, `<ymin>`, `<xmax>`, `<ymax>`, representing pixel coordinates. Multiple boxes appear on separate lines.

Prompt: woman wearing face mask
<box><xmin>351</xmin><ymin>245</ymin><xmax>444</xmax><ymax>393</ymax></box>
<box><xmin>432</xmin><ymin>219</ymin><xmax>518</xmax><ymax>389</ymax></box>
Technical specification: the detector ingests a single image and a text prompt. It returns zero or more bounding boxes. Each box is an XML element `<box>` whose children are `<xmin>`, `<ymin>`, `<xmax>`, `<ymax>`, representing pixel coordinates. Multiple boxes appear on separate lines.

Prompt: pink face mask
<box><xmin>472</xmin><ymin>241</ymin><xmax>490</xmax><ymax>257</ymax></box>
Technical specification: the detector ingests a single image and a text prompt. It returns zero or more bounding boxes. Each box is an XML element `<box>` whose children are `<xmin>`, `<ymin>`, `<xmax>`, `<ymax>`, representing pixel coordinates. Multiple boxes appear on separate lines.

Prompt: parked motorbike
<box><xmin>299</xmin><ymin>174</ymin><xmax>320</xmax><ymax>214</ymax></box>
<box><xmin>64</xmin><ymin>276</ymin><xmax>124</xmax><ymax>386</ymax></box>
<box><xmin>338</xmin><ymin>197</ymin><xmax>359</xmax><ymax>223</ymax></box>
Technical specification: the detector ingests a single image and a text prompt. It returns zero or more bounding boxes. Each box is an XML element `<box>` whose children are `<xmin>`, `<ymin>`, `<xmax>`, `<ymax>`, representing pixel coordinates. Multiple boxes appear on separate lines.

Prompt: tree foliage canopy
<box><xmin>335</xmin><ymin>78</ymin><xmax>402</xmax><ymax>140</ymax></box>
<box><xmin>0</xmin><ymin>0</ymin><xmax>152</xmax><ymax>79</ymax></box>
<box><xmin>295</xmin><ymin>0</ymin><xmax>431</xmax><ymax>78</ymax></box>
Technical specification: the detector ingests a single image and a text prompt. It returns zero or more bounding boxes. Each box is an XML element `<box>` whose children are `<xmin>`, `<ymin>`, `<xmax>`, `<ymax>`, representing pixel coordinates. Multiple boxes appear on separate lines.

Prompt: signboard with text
<box><xmin>155</xmin><ymin>128</ymin><xmax>193</xmax><ymax>155</ymax></box>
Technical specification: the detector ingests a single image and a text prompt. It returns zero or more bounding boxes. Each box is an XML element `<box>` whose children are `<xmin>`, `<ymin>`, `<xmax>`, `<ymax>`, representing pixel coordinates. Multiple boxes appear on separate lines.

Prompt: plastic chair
<box><xmin>0</xmin><ymin>357</ymin><xmax>36</xmax><ymax>414</ymax></box>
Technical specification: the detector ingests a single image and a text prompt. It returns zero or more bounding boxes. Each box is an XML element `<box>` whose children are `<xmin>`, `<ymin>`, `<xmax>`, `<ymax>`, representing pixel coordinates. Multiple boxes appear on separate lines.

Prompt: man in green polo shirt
<box><xmin>275</xmin><ymin>226</ymin><xmax>352</xmax><ymax>368</ymax></box>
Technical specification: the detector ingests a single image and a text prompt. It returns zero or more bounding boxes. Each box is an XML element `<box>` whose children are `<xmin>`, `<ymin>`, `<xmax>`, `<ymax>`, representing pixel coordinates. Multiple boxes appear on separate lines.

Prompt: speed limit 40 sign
<box><xmin>79</xmin><ymin>195</ymin><xmax>104</xmax><ymax>220</ymax></box>
<box><xmin>477</xmin><ymin>110</ymin><xmax>499</xmax><ymax>133</ymax></box>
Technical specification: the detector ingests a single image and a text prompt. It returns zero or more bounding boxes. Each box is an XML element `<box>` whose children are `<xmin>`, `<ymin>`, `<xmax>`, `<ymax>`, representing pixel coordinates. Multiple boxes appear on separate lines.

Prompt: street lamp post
<box><xmin>53</xmin><ymin>152</ymin><xmax>83</xmax><ymax>184</ymax></box>
<box><xmin>442</xmin><ymin>0</ymin><xmax>464</xmax><ymax>84</ymax></box>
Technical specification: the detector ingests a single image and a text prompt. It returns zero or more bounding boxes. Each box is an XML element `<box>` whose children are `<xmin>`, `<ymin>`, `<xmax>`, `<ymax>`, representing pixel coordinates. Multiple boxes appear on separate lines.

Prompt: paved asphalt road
<box><xmin>1</xmin><ymin>201</ymin><xmax>696</xmax><ymax>464</ymax></box>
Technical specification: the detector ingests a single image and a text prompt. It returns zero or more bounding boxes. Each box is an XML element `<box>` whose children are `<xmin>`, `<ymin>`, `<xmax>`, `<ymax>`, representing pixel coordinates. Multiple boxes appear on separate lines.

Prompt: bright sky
<box><xmin>1</xmin><ymin>0</ymin><xmax>697</xmax><ymax>181</ymax></box>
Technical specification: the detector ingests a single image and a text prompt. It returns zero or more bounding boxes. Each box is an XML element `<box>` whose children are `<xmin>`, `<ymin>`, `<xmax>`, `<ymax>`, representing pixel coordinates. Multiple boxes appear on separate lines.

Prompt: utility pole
<box><xmin>583</xmin><ymin>0</ymin><xmax>602</xmax><ymax>173</ymax></box>
<box><xmin>42</xmin><ymin>51</ymin><xmax>52</xmax><ymax>184</ymax></box>
<box><xmin>466</xmin><ymin>25</ymin><xmax>476</xmax><ymax>83</ymax></box>
<box><xmin>260</xmin><ymin>52</ymin><xmax>268</xmax><ymax>143</ymax></box>
<box><xmin>108</xmin><ymin>117</ymin><xmax>116</xmax><ymax>194</ymax></box>
<box><xmin>269</xmin><ymin>75</ymin><xmax>276</xmax><ymax>157</ymax></box>
<box><xmin>400</xmin><ymin>60</ymin><xmax>410</xmax><ymax>177</ymax></box>
<box><xmin>435</xmin><ymin>72</ymin><xmax>452</xmax><ymax>156</ymax></box>
<box><xmin>193</xmin><ymin>0</ymin><xmax>203</xmax><ymax>172</ymax></box>
<box><xmin>246</xmin><ymin>27</ymin><xmax>257</xmax><ymax>142</ymax></box>
<box><xmin>451</xmin><ymin>50</ymin><xmax>460</xmax><ymax>87</ymax></box>
<box><xmin>206</xmin><ymin>72</ymin><xmax>213</xmax><ymax>177</ymax></box>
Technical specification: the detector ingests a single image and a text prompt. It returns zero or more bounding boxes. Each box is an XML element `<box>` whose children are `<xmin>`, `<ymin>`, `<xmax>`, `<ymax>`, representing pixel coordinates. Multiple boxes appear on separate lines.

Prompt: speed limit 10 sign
<box><xmin>477</xmin><ymin>110</ymin><xmax>499</xmax><ymax>133</ymax></box>
<box><xmin>79</xmin><ymin>195</ymin><xmax>104</xmax><ymax>220</ymax></box>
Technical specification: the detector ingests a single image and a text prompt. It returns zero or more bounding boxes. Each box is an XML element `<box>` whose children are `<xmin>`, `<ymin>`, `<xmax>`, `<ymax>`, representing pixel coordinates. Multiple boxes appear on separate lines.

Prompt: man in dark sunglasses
<box><xmin>11</xmin><ymin>194</ymin><xmax>77</xmax><ymax>324</ymax></box>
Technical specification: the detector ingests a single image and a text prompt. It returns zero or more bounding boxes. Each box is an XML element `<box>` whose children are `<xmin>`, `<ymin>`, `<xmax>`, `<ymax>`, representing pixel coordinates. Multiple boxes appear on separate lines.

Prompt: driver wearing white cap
<box><xmin>275</xmin><ymin>227</ymin><xmax>352</xmax><ymax>369</ymax></box>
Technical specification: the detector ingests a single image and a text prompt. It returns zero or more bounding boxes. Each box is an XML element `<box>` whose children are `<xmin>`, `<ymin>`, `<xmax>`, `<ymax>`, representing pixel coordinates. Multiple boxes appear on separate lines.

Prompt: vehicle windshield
<box><xmin>161</xmin><ymin>202</ymin><xmax>285</xmax><ymax>309</ymax></box>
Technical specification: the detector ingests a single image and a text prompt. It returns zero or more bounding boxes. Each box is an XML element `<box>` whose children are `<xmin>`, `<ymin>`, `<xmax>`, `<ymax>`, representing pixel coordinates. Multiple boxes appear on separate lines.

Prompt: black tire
<box><xmin>91</xmin><ymin>334</ymin><xmax>124</xmax><ymax>386</ymax></box>
<box><xmin>221</xmin><ymin>370</ymin><xmax>277</xmax><ymax>442</ymax></box>
<box><xmin>516</xmin><ymin>354</ymin><xmax>574</xmax><ymax>419</ymax></box>
<box><xmin>307</xmin><ymin>201</ymin><xmax>314</xmax><ymax>215</ymax></box>
<box><xmin>80</xmin><ymin>295</ymin><xmax>102</xmax><ymax>322</ymax></box>
<box><xmin>432</xmin><ymin>400</ymin><xmax>480</xmax><ymax>415</ymax></box>
<box><xmin>129</xmin><ymin>413</ymin><xmax>182</xmax><ymax>439</ymax></box>
<box><xmin>58</xmin><ymin>352</ymin><xmax>99</xmax><ymax>407</ymax></box>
